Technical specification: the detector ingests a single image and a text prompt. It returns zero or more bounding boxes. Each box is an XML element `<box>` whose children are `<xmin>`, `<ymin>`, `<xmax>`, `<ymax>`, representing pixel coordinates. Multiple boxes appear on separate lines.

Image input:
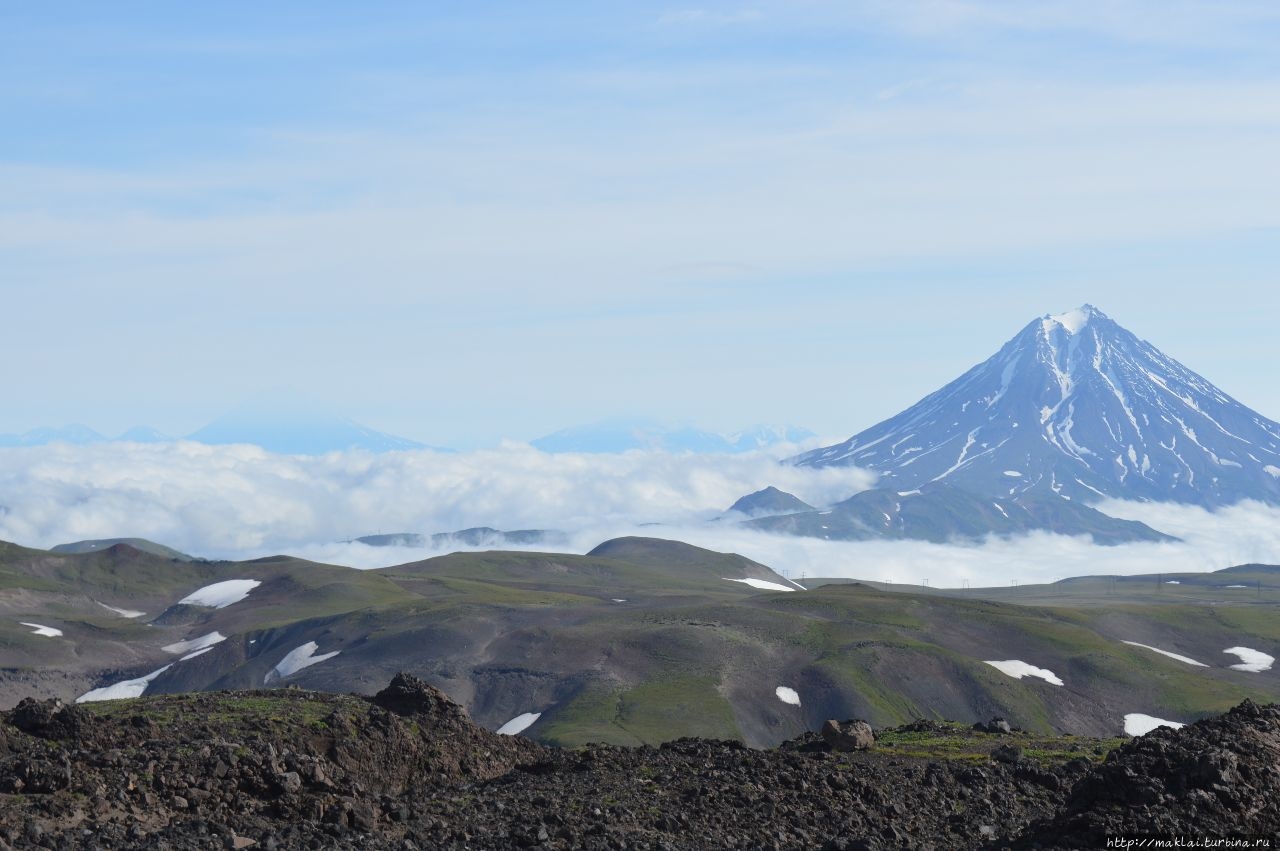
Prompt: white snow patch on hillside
<box><xmin>163</xmin><ymin>631</ymin><xmax>226</xmax><ymax>655</ymax></box>
<box><xmin>775</xmin><ymin>686</ymin><xmax>801</xmax><ymax>706</ymax></box>
<box><xmin>20</xmin><ymin>622</ymin><xmax>62</xmax><ymax>637</ymax></box>
<box><xmin>723</xmin><ymin>577</ymin><xmax>795</xmax><ymax>592</ymax></box>
<box><xmin>1224</xmin><ymin>647</ymin><xmax>1274</xmax><ymax>673</ymax></box>
<box><xmin>179</xmin><ymin>579</ymin><xmax>261</xmax><ymax>609</ymax></box>
<box><xmin>1124</xmin><ymin>713</ymin><xmax>1184</xmax><ymax>736</ymax></box>
<box><xmin>266</xmin><ymin>642</ymin><xmax>340</xmax><ymax>683</ymax></box>
<box><xmin>497</xmin><ymin>712</ymin><xmax>542</xmax><ymax>735</ymax></box>
<box><xmin>1165</xmin><ymin>580</ymin><xmax>1180</xmax><ymax>584</ymax></box>
<box><xmin>1121</xmin><ymin>641</ymin><xmax>1207</xmax><ymax>667</ymax></box>
<box><xmin>98</xmin><ymin>602</ymin><xmax>145</xmax><ymax>618</ymax></box>
<box><xmin>984</xmin><ymin>660</ymin><xmax>1063</xmax><ymax>686</ymax></box>
<box><xmin>76</xmin><ymin>665</ymin><xmax>173</xmax><ymax>702</ymax></box>
<box><xmin>1224</xmin><ymin>585</ymin><xmax>1248</xmax><ymax>589</ymax></box>
<box><xmin>180</xmin><ymin>647</ymin><xmax>215</xmax><ymax>661</ymax></box>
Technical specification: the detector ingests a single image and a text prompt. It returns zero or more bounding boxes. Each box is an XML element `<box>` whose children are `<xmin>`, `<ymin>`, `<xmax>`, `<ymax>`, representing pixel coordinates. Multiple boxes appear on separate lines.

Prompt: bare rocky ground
<box><xmin>0</xmin><ymin>674</ymin><xmax>1276</xmax><ymax>850</ymax></box>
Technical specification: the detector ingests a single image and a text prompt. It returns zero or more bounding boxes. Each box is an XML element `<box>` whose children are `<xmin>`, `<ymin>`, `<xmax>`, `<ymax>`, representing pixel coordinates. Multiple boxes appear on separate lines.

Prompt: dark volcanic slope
<box><xmin>746</xmin><ymin>482</ymin><xmax>1173</xmax><ymax>545</ymax></box>
<box><xmin>1</xmin><ymin>675</ymin><xmax>1276</xmax><ymax>850</ymax></box>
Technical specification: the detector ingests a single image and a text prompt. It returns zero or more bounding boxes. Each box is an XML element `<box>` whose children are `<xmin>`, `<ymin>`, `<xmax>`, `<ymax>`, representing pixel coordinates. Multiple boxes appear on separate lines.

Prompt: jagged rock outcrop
<box><xmin>1016</xmin><ymin>699</ymin><xmax>1280</xmax><ymax>847</ymax></box>
<box><xmin>0</xmin><ymin>676</ymin><xmax>1275</xmax><ymax>849</ymax></box>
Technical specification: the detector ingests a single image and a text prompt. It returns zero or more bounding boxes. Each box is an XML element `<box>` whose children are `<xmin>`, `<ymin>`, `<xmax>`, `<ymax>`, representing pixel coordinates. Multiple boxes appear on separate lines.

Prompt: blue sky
<box><xmin>5</xmin><ymin>1</ymin><xmax>1280</xmax><ymax>447</ymax></box>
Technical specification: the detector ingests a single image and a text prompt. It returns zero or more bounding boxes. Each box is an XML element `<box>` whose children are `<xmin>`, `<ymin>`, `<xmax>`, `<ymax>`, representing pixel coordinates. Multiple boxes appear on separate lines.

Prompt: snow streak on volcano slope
<box><xmin>796</xmin><ymin>306</ymin><xmax>1280</xmax><ymax>508</ymax></box>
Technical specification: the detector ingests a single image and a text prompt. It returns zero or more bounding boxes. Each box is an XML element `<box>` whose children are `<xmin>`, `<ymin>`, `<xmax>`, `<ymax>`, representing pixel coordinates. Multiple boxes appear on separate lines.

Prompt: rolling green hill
<box><xmin>0</xmin><ymin>538</ymin><xmax>1275</xmax><ymax>749</ymax></box>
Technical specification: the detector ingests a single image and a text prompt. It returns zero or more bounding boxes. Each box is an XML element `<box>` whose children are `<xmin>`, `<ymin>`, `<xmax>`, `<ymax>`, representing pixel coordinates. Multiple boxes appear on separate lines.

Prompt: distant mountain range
<box><xmin>351</xmin><ymin>527</ymin><xmax>569</xmax><ymax>549</ymax></box>
<box><xmin>3</xmin><ymin>413</ymin><xmax>813</xmax><ymax>457</ymax></box>
<box><xmin>186</xmin><ymin>399</ymin><xmax>429</xmax><ymax>455</ymax></box>
<box><xmin>531</xmin><ymin>419</ymin><xmax>814</xmax><ymax>454</ymax></box>
<box><xmin>0</xmin><ymin>396</ymin><xmax>434</xmax><ymax>456</ymax></box>
<box><xmin>732</xmin><ymin>305</ymin><xmax>1280</xmax><ymax>544</ymax></box>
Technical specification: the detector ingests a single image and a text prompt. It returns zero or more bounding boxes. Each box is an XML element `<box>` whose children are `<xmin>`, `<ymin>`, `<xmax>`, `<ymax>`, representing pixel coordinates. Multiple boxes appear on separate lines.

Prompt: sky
<box><xmin>4</xmin><ymin>1</ymin><xmax>1280</xmax><ymax>448</ymax></box>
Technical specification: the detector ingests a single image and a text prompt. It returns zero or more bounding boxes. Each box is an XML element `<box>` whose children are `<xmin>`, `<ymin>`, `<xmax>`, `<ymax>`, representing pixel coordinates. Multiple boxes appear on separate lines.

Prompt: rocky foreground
<box><xmin>0</xmin><ymin>676</ymin><xmax>1277</xmax><ymax>850</ymax></box>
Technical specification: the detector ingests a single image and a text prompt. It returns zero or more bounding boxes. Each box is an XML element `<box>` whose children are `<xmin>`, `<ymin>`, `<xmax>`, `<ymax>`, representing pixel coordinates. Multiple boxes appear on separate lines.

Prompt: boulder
<box><xmin>821</xmin><ymin>719</ymin><xmax>875</xmax><ymax>752</ymax></box>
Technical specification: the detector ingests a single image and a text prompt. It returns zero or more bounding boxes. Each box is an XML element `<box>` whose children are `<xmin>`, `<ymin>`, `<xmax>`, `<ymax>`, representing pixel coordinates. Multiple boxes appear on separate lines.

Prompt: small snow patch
<box><xmin>775</xmin><ymin>686</ymin><xmax>801</xmax><ymax>706</ymax></box>
<box><xmin>1124</xmin><ymin>713</ymin><xmax>1184</xmax><ymax>736</ymax></box>
<box><xmin>180</xmin><ymin>647</ymin><xmax>215</xmax><ymax>661</ymax></box>
<box><xmin>179</xmin><ymin>579</ymin><xmax>261</xmax><ymax>609</ymax></box>
<box><xmin>1224</xmin><ymin>585</ymin><xmax>1248</xmax><ymax>589</ymax></box>
<box><xmin>1224</xmin><ymin>647</ymin><xmax>1274</xmax><ymax>673</ymax></box>
<box><xmin>20</xmin><ymin>622</ymin><xmax>62</xmax><ymax>638</ymax></box>
<box><xmin>497</xmin><ymin>712</ymin><xmax>542</xmax><ymax>735</ymax></box>
<box><xmin>266</xmin><ymin>641</ymin><xmax>341</xmax><ymax>683</ymax></box>
<box><xmin>98</xmin><ymin>602</ymin><xmax>145</xmax><ymax>618</ymax></box>
<box><xmin>163</xmin><ymin>631</ymin><xmax>225</xmax><ymax>656</ymax></box>
<box><xmin>1165</xmin><ymin>580</ymin><xmax>1180</xmax><ymax>585</ymax></box>
<box><xmin>724</xmin><ymin>577</ymin><xmax>795</xmax><ymax>593</ymax></box>
<box><xmin>984</xmin><ymin>660</ymin><xmax>1063</xmax><ymax>686</ymax></box>
<box><xmin>1122</xmin><ymin>641</ymin><xmax>1207</xmax><ymax>667</ymax></box>
<box><xmin>611</xmin><ymin>598</ymin><xmax>627</xmax><ymax>603</ymax></box>
<box><xmin>77</xmin><ymin>665</ymin><xmax>173</xmax><ymax>703</ymax></box>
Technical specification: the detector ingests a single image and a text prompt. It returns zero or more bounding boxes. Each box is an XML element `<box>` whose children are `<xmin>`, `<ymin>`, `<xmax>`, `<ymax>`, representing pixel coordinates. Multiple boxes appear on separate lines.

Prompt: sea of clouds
<box><xmin>2</xmin><ymin>442</ymin><xmax>1279</xmax><ymax>588</ymax></box>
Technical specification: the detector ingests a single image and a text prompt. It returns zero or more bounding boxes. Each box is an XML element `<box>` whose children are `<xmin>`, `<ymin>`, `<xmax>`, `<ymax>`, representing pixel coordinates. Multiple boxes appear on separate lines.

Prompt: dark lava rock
<box><xmin>974</xmin><ymin>717</ymin><xmax>1013</xmax><ymax>734</ymax></box>
<box><xmin>9</xmin><ymin>697</ymin><xmax>89</xmax><ymax>740</ymax></box>
<box><xmin>1</xmin><ymin>678</ymin><xmax>1277</xmax><ymax>850</ymax></box>
<box><xmin>991</xmin><ymin>743</ymin><xmax>1024</xmax><ymax>764</ymax></box>
<box><xmin>821</xmin><ymin>719</ymin><xmax>875</xmax><ymax>752</ymax></box>
<box><xmin>1015</xmin><ymin>699</ymin><xmax>1280</xmax><ymax>848</ymax></box>
<box><xmin>371</xmin><ymin>673</ymin><xmax>469</xmax><ymax>723</ymax></box>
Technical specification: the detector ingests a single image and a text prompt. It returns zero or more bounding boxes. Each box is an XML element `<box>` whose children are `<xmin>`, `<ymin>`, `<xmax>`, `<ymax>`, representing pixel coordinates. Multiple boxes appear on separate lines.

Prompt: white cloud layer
<box><xmin>2</xmin><ymin>443</ymin><xmax>1279</xmax><ymax>588</ymax></box>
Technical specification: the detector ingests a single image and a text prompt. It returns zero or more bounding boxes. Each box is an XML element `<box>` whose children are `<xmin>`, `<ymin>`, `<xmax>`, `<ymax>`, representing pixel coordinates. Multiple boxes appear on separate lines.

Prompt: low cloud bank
<box><xmin>0</xmin><ymin>441</ymin><xmax>869</xmax><ymax>555</ymax></box>
<box><xmin>2</xmin><ymin>443</ymin><xmax>1279</xmax><ymax>587</ymax></box>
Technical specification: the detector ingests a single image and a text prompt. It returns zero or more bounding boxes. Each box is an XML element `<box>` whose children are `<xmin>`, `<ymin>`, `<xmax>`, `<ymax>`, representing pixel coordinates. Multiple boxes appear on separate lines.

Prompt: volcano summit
<box><xmin>797</xmin><ymin>305</ymin><xmax>1280</xmax><ymax>508</ymax></box>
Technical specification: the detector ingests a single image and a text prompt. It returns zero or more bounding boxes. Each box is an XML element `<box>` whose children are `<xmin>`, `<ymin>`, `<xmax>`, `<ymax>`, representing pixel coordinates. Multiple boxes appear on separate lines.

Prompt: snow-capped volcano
<box><xmin>796</xmin><ymin>305</ymin><xmax>1280</xmax><ymax>507</ymax></box>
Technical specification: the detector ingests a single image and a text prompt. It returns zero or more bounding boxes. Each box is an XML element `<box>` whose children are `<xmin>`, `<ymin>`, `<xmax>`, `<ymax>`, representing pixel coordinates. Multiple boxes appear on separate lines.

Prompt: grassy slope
<box><xmin>2</xmin><ymin>539</ymin><xmax>1277</xmax><ymax>747</ymax></box>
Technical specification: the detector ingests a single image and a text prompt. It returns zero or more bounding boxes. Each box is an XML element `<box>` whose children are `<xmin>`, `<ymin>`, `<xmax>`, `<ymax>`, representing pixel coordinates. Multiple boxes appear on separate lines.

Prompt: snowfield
<box><xmin>1224</xmin><ymin>647</ymin><xmax>1275</xmax><ymax>673</ymax></box>
<box><xmin>496</xmin><ymin>712</ymin><xmax>542</xmax><ymax>735</ymax></box>
<box><xmin>266</xmin><ymin>641</ymin><xmax>341</xmax><ymax>683</ymax></box>
<box><xmin>983</xmin><ymin>660</ymin><xmax>1064</xmax><ymax>686</ymax></box>
<box><xmin>1121</xmin><ymin>641</ymin><xmax>1207</xmax><ymax>667</ymax></box>
<box><xmin>162</xmin><ymin>631</ymin><xmax>226</xmax><ymax>655</ymax></box>
<box><xmin>179</xmin><ymin>579</ymin><xmax>261</xmax><ymax>609</ymax></box>
<box><xmin>98</xmin><ymin>602</ymin><xmax>146</xmax><ymax>618</ymax></box>
<box><xmin>1124</xmin><ymin>713</ymin><xmax>1184</xmax><ymax>736</ymax></box>
<box><xmin>19</xmin><ymin>622</ymin><xmax>62</xmax><ymax>638</ymax></box>
<box><xmin>723</xmin><ymin>577</ymin><xmax>795</xmax><ymax>592</ymax></box>
<box><xmin>76</xmin><ymin>665</ymin><xmax>173</xmax><ymax>703</ymax></box>
<box><xmin>775</xmin><ymin>686</ymin><xmax>801</xmax><ymax>706</ymax></box>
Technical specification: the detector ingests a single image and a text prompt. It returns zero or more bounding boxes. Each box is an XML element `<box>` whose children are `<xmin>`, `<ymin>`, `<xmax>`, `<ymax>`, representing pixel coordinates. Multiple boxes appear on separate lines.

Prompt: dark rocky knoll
<box><xmin>0</xmin><ymin>675</ymin><xmax>1275</xmax><ymax>850</ymax></box>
